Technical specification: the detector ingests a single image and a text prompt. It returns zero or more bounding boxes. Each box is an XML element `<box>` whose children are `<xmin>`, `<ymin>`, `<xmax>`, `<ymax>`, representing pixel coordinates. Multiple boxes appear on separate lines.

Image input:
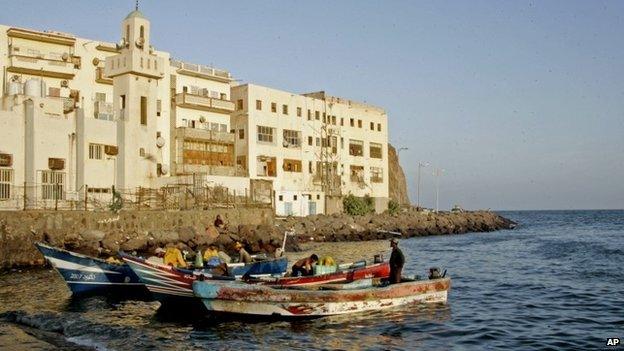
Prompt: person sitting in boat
<box><xmin>291</xmin><ymin>254</ymin><xmax>319</xmax><ymax>277</ymax></box>
<box><xmin>234</xmin><ymin>242</ymin><xmax>253</xmax><ymax>264</ymax></box>
<box><xmin>203</xmin><ymin>244</ymin><xmax>223</xmax><ymax>267</ymax></box>
<box><xmin>147</xmin><ymin>247</ymin><xmax>166</xmax><ymax>264</ymax></box>
<box><xmin>164</xmin><ymin>246</ymin><xmax>188</xmax><ymax>268</ymax></box>
<box><xmin>389</xmin><ymin>238</ymin><xmax>405</xmax><ymax>284</ymax></box>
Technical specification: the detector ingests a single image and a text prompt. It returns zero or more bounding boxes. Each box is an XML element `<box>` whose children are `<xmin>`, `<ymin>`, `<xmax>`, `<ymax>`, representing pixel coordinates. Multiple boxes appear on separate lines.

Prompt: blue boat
<box><xmin>35</xmin><ymin>242</ymin><xmax>148</xmax><ymax>296</ymax></box>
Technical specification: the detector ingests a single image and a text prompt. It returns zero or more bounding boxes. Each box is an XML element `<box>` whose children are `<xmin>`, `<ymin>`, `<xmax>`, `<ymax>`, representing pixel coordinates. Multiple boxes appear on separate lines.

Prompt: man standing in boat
<box><xmin>389</xmin><ymin>238</ymin><xmax>405</xmax><ymax>284</ymax></box>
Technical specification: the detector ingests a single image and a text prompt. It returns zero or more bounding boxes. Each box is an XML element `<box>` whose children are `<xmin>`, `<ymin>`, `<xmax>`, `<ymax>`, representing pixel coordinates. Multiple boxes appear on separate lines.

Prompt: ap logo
<box><xmin>607</xmin><ymin>338</ymin><xmax>620</xmax><ymax>347</ymax></box>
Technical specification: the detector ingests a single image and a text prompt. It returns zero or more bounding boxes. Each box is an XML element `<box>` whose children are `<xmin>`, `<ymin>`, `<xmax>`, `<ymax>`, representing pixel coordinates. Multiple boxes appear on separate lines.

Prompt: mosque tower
<box><xmin>105</xmin><ymin>5</ymin><xmax>164</xmax><ymax>191</ymax></box>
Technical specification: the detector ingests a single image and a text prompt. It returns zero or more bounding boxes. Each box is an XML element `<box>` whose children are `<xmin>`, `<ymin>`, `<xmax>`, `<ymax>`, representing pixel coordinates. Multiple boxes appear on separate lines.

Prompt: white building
<box><xmin>231</xmin><ymin>85</ymin><xmax>389</xmax><ymax>216</ymax></box>
<box><xmin>0</xmin><ymin>8</ymin><xmax>389</xmax><ymax>215</ymax></box>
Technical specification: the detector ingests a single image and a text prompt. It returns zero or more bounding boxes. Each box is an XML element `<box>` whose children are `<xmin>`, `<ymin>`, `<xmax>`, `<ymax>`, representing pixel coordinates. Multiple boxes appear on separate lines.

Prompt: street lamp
<box><xmin>397</xmin><ymin>147</ymin><xmax>408</xmax><ymax>155</ymax></box>
<box><xmin>416</xmin><ymin>162</ymin><xmax>429</xmax><ymax>209</ymax></box>
<box><xmin>433</xmin><ymin>168</ymin><xmax>444</xmax><ymax>213</ymax></box>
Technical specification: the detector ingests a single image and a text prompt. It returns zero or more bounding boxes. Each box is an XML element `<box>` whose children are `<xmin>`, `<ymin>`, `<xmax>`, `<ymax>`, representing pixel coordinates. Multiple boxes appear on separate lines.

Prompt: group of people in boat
<box><xmin>147</xmin><ymin>214</ymin><xmax>406</xmax><ymax>283</ymax></box>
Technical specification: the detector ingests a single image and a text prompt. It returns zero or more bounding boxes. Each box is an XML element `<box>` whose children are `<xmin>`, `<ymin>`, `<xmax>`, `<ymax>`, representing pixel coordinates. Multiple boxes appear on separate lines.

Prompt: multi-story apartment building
<box><xmin>0</xmin><ymin>8</ymin><xmax>390</xmax><ymax>215</ymax></box>
<box><xmin>0</xmin><ymin>9</ymin><xmax>242</xmax><ymax>209</ymax></box>
<box><xmin>231</xmin><ymin>84</ymin><xmax>389</xmax><ymax>216</ymax></box>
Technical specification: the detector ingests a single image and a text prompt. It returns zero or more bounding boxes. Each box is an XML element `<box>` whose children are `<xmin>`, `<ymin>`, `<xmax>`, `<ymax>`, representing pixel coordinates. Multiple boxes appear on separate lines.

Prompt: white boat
<box><xmin>192</xmin><ymin>277</ymin><xmax>451</xmax><ymax>317</ymax></box>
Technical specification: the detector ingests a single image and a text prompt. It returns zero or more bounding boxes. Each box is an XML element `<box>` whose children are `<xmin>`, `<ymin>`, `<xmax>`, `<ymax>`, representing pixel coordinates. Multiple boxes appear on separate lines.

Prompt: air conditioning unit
<box><xmin>48</xmin><ymin>158</ymin><xmax>65</xmax><ymax>170</ymax></box>
<box><xmin>61</xmin><ymin>52</ymin><xmax>69</xmax><ymax>61</ymax></box>
<box><xmin>104</xmin><ymin>145</ymin><xmax>118</xmax><ymax>156</ymax></box>
<box><xmin>199</xmin><ymin>116</ymin><xmax>206</xmax><ymax>123</ymax></box>
<box><xmin>60</xmin><ymin>80</ymin><xmax>69</xmax><ymax>88</ymax></box>
<box><xmin>0</xmin><ymin>153</ymin><xmax>12</xmax><ymax>167</ymax></box>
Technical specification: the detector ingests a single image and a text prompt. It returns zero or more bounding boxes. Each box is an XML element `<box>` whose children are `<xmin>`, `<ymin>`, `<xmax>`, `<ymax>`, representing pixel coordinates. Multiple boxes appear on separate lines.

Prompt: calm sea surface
<box><xmin>1</xmin><ymin>210</ymin><xmax>623</xmax><ymax>350</ymax></box>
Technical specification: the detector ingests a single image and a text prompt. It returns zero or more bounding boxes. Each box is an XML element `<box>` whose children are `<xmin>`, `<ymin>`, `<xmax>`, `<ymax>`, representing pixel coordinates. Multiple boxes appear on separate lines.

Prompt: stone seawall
<box><xmin>0</xmin><ymin>207</ymin><xmax>273</xmax><ymax>268</ymax></box>
<box><xmin>0</xmin><ymin>207</ymin><xmax>516</xmax><ymax>269</ymax></box>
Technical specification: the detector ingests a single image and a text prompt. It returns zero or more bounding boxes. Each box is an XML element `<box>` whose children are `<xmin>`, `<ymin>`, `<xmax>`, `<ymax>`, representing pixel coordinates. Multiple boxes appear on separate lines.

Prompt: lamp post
<box><xmin>416</xmin><ymin>162</ymin><xmax>429</xmax><ymax>209</ymax></box>
<box><xmin>433</xmin><ymin>168</ymin><xmax>444</xmax><ymax>213</ymax></box>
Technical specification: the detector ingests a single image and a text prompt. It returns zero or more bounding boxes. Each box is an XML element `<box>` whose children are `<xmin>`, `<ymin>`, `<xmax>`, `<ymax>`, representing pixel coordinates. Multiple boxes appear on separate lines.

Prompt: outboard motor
<box><xmin>429</xmin><ymin>267</ymin><xmax>447</xmax><ymax>279</ymax></box>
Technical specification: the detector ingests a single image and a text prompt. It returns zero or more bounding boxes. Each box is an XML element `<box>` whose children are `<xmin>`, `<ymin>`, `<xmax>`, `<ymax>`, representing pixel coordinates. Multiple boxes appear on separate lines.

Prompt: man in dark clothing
<box><xmin>389</xmin><ymin>238</ymin><xmax>405</xmax><ymax>284</ymax></box>
<box><xmin>291</xmin><ymin>254</ymin><xmax>319</xmax><ymax>277</ymax></box>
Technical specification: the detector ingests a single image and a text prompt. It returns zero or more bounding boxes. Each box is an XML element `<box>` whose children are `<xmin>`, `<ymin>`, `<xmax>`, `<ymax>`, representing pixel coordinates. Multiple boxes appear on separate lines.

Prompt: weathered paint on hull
<box><xmin>194</xmin><ymin>278</ymin><xmax>451</xmax><ymax>317</ymax></box>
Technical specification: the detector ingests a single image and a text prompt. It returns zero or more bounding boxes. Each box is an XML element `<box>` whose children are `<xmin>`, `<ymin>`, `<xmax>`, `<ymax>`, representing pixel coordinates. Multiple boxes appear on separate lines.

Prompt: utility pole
<box><xmin>433</xmin><ymin>168</ymin><xmax>444</xmax><ymax>213</ymax></box>
<box><xmin>416</xmin><ymin>162</ymin><xmax>429</xmax><ymax>209</ymax></box>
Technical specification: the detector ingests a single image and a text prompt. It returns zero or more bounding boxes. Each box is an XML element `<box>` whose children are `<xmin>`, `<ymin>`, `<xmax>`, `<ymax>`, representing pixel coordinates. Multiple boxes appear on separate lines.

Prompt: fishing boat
<box><xmin>120</xmin><ymin>253</ymin><xmax>288</xmax><ymax>303</ymax></box>
<box><xmin>35</xmin><ymin>242</ymin><xmax>147</xmax><ymax>296</ymax></box>
<box><xmin>192</xmin><ymin>276</ymin><xmax>451</xmax><ymax>317</ymax></box>
<box><xmin>249</xmin><ymin>261</ymin><xmax>391</xmax><ymax>287</ymax></box>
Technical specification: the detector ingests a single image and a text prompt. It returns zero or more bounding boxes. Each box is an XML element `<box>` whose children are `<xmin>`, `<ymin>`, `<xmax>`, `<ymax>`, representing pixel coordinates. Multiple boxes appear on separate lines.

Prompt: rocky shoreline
<box><xmin>0</xmin><ymin>208</ymin><xmax>515</xmax><ymax>269</ymax></box>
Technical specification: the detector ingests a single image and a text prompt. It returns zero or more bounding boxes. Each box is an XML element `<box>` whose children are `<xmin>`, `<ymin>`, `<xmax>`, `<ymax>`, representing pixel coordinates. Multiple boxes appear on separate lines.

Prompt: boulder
<box><xmin>79</xmin><ymin>229</ymin><xmax>105</xmax><ymax>242</ymax></box>
<box><xmin>178</xmin><ymin>226</ymin><xmax>198</xmax><ymax>243</ymax></box>
<box><xmin>120</xmin><ymin>236</ymin><xmax>147</xmax><ymax>252</ymax></box>
<box><xmin>149</xmin><ymin>230</ymin><xmax>179</xmax><ymax>246</ymax></box>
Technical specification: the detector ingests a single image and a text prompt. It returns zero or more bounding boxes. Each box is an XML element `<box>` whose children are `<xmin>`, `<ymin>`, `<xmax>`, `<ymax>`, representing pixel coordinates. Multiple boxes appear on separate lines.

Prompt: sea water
<box><xmin>0</xmin><ymin>210</ymin><xmax>622</xmax><ymax>350</ymax></box>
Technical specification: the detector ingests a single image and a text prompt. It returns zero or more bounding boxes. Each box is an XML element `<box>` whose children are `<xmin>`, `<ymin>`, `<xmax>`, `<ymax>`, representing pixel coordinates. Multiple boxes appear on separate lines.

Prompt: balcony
<box><xmin>7</xmin><ymin>27</ymin><xmax>76</xmax><ymax>46</ymax></box>
<box><xmin>175</xmin><ymin>127</ymin><xmax>235</xmax><ymax>144</ymax></box>
<box><xmin>7</xmin><ymin>54</ymin><xmax>75</xmax><ymax>79</ymax></box>
<box><xmin>95</xmin><ymin>67</ymin><xmax>112</xmax><ymax>85</ymax></box>
<box><xmin>175</xmin><ymin>92</ymin><xmax>235</xmax><ymax>114</ymax></box>
<box><xmin>170</xmin><ymin>59</ymin><xmax>232</xmax><ymax>83</ymax></box>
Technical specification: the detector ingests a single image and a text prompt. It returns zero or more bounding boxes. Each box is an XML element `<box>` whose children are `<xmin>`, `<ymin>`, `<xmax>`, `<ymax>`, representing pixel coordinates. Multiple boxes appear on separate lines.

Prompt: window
<box><xmin>257</xmin><ymin>126</ymin><xmax>274</xmax><ymax>143</ymax></box>
<box><xmin>239</xmin><ymin>129</ymin><xmax>245</xmax><ymax>139</ymax></box>
<box><xmin>297</xmin><ymin>107</ymin><xmax>302</xmax><ymax>117</ymax></box>
<box><xmin>349</xmin><ymin>139</ymin><xmax>364</xmax><ymax>156</ymax></box>
<box><xmin>350</xmin><ymin>165</ymin><xmax>364</xmax><ymax>183</ymax></box>
<box><xmin>370</xmin><ymin>122</ymin><xmax>375</xmax><ymax>130</ymax></box>
<box><xmin>283</xmin><ymin>159</ymin><xmax>302</xmax><ymax>172</ymax></box>
<box><xmin>377</xmin><ymin>123</ymin><xmax>382</xmax><ymax>132</ymax></box>
<box><xmin>283</xmin><ymin>129</ymin><xmax>301</xmax><ymax>147</ymax></box>
<box><xmin>308</xmin><ymin>136</ymin><xmax>313</xmax><ymax>146</ymax></box>
<box><xmin>308</xmin><ymin>161</ymin><xmax>313</xmax><ymax>173</ymax></box>
<box><xmin>322</xmin><ymin>113</ymin><xmax>326</xmax><ymax>123</ymax></box>
<box><xmin>139</xmin><ymin>148</ymin><xmax>145</xmax><ymax>157</ymax></box>
<box><xmin>294</xmin><ymin>195</ymin><xmax>298</xmax><ymax>201</ymax></box>
<box><xmin>236</xmin><ymin>99</ymin><xmax>243</xmax><ymax>110</ymax></box>
<box><xmin>370</xmin><ymin>143</ymin><xmax>383</xmax><ymax>159</ymax></box>
<box><xmin>332</xmin><ymin>115</ymin><xmax>336</xmax><ymax>125</ymax></box>
<box><xmin>0</xmin><ymin>168</ymin><xmax>13</xmax><ymax>200</ymax></box>
<box><xmin>256</xmin><ymin>100</ymin><xmax>262</xmax><ymax>110</ymax></box>
<box><xmin>307</xmin><ymin>109</ymin><xmax>311</xmax><ymax>120</ymax></box>
<box><xmin>350</xmin><ymin>118</ymin><xmax>354</xmax><ymax>127</ymax></box>
<box><xmin>41</xmin><ymin>171</ymin><xmax>65</xmax><ymax>200</ymax></box>
<box><xmin>358</xmin><ymin>119</ymin><xmax>362</xmax><ymax>128</ymax></box>
<box><xmin>220</xmin><ymin>93</ymin><xmax>227</xmax><ymax>100</ymax></box>
<box><xmin>340</xmin><ymin>137</ymin><xmax>344</xmax><ymax>149</ymax></box>
<box><xmin>315</xmin><ymin>111</ymin><xmax>320</xmax><ymax>120</ymax></box>
<box><xmin>271</xmin><ymin>102</ymin><xmax>277</xmax><ymax>113</ymax></box>
<box><xmin>340</xmin><ymin>118</ymin><xmax>344</xmax><ymax>126</ymax></box>
<box><xmin>370</xmin><ymin>167</ymin><xmax>383</xmax><ymax>183</ymax></box>
<box><xmin>157</xmin><ymin>99</ymin><xmax>162</xmax><ymax>117</ymax></box>
<box><xmin>89</xmin><ymin>143</ymin><xmax>103</xmax><ymax>160</ymax></box>
<box><xmin>279</xmin><ymin>195</ymin><xmax>283</xmax><ymax>201</ymax></box>
<box><xmin>282</xmin><ymin>104</ymin><xmax>288</xmax><ymax>115</ymax></box>
<box><xmin>95</xmin><ymin>92</ymin><xmax>106</xmax><ymax>102</ymax></box>
<box><xmin>140</xmin><ymin>96</ymin><xmax>147</xmax><ymax>125</ymax></box>
<box><xmin>257</xmin><ymin>156</ymin><xmax>276</xmax><ymax>176</ymax></box>
<box><xmin>316</xmin><ymin>137</ymin><xmax>320</xmax><ymax>147</ymax></box>
<box><xmin>120</xmin><ymin>95</ymin><xmax>126</xmax><ymax>109</ymax></box>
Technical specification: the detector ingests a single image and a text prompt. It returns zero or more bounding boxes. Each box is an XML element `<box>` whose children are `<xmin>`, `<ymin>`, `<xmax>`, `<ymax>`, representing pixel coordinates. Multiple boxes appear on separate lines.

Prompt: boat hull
<box><xmin>121</xmin><ymin>254</ymin><xmax>288</xmax><ymax>304</ymax></box>
<box><xmin>193</xmin><ymin>277</ymin><xmax>451</xmax><ymax>317</ymax></box>
<box><xmin>35</xmin><ymin>243</ymin><xmax>147</xmax><ymax>296</ymax></box>
<box><xmin>261</xmin><ymin>262</ymin><xmax>390</xmax><ymax>287</ymax></box>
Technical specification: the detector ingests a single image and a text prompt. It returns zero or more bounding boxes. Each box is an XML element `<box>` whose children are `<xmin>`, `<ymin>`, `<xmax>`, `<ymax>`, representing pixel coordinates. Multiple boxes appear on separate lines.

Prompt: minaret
<box><xmin>105</xmin><ymin>7</ymin><xmax>164</xmax><ymax>191</ymax></box>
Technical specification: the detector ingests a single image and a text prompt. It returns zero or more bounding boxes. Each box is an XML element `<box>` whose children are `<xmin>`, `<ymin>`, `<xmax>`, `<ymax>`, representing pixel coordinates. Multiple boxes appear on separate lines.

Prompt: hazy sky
<box><xmin>2</xmin><ymin>0</ymin><xmax>622</xmax><ymax>210</ymax></box>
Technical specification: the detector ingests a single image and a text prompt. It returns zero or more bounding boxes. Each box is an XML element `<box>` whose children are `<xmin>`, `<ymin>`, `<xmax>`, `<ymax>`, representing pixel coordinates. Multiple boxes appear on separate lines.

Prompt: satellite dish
<box><xmin>156</xmin><ymin>137</ymin><xmax>165</xmax><ymax>148</ymax></box>
<box><xmin>136</xmin><ymin>37</ymin><xmax>145</xmax><ymax>48</ymax></box>
<box><xmin>160</xmin><ymin>164</ymin><xmax>169</xmax><ymax>175</ymax></box>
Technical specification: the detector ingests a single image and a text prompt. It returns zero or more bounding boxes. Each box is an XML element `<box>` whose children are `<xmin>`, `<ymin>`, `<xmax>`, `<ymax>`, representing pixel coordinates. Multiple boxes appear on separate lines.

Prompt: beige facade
<box><xmin>0</xmin><ymin>10</ymin><xmax>389</xmax><ymax>215</ymax></box>
<box><xmin>231</xmin><ymin>84</ymin><xmax>389</xmax><ymax>216</ymax></box>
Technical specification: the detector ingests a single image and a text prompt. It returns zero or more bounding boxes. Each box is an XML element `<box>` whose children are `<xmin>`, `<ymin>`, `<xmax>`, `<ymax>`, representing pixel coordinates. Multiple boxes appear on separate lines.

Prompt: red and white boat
<box><xmin>249</xmin><ymin>261</ymin><xmax>391</xmax><ymax>287</ymax></box>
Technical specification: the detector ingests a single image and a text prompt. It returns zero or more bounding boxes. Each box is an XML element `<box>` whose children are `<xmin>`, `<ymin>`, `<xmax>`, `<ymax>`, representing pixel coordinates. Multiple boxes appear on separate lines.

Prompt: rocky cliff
<box><xmin>388</xmin><ymin>144</ymin><xmax>410</xmax><ymax>205</ymax></box>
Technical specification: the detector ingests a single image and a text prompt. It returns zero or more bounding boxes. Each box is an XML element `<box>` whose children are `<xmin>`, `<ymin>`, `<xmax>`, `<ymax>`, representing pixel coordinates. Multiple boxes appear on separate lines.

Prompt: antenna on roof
<box><xmin>135</xmin><ymin>0</ymin><xmax>139</xmax><ymax>11</ymax></box>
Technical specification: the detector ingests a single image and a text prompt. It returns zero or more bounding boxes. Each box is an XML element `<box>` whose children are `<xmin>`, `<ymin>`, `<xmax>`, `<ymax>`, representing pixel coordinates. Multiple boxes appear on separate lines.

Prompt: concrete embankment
<box><xmin>0</xmin><ymin>208</ymin><xmax>515</xmax><ymax>269</ymax></box>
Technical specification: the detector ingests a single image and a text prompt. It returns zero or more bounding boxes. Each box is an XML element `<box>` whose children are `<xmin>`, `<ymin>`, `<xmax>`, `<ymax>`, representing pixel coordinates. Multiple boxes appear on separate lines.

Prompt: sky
<box><xmin>1</xmin><ymin>0</ymin><xmax>622</xmax><ymax>210</ymax></box>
